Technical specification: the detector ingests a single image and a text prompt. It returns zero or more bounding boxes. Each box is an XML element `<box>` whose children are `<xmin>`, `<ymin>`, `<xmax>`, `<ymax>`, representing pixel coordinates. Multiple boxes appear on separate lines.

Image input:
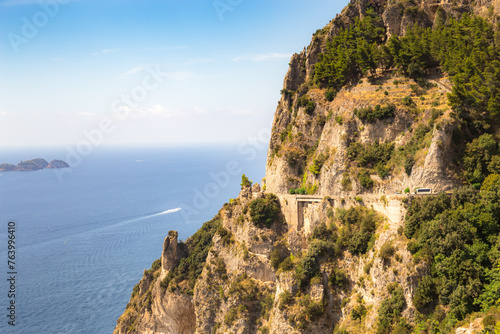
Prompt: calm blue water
<box><xmin>0</xmin><ymin>145</ymin><xmax>267</xmax><ymax>334</ymax></box>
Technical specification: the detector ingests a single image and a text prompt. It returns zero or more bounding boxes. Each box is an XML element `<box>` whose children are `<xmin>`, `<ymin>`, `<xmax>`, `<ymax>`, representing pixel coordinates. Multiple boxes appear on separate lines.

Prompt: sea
<box><xmin>0</xmin><ymin>145</ymin><xmax>267</xmax><ymax>334</ymax></box>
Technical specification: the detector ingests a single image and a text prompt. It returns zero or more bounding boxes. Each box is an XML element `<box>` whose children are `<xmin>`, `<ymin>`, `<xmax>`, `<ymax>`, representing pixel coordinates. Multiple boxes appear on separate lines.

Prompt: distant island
<box><xmin>0</xmin><ymin>158</ymin><xmax>69</xmax><ymax>172</ymax></box>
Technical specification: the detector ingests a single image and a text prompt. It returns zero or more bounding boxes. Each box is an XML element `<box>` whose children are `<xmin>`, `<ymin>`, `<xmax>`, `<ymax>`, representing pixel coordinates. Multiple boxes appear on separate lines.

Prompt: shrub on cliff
<box><xmin>348</xmin><ymin>141</ymin><xmax>394</xmax><ymax>169</ymax></box>
<box><xmin>378</xmin><ymin>241</ymin><xmax>395</xmax><ymax>263</ymax></box>
<box><xmin>357</xmin><ymin>170</ymin><xmax>374</xmax><ymax>189</ymax></box>
<box><xmin>240</xmin><ymin>174</ymin><xmax>252</xmax><ymax>188</ymax></box>
<box><xmin>325</xmin><ymin>89</ymin><xmax>336</xmax><ymax>101</ymax></box>
<box><xmin>377</xmin><ymin>283</ymin><xmax>407</xmax><ymax>334</ymax></box>
<box><xmin>309</xmin><ymin>152</ymin><xmax>329</xmax><ymax>175</ymax></box>
<box><xmin>297</xmin><ymin>95</ymin><xmax>316</xmax><ymax>115</ymax></box>
<box><xmin>354</xmin><ymin>104</ymin><xmax>396</xmax><ymax>123</ymax></box>
<box><xmin>463</xmin><ymin>134</ymin><xmax>500</xmax><ymax>186</ymax></box>
<box><xmin>278</xmin><ymin>290</ymin><xmax>294</xmax><ymax>310</ymax></box>
<box><xmin>295</xmin><ymin>240</ymin><xmax>338</xmax><ymax>289</ymax></box>
<box><xmin>270</xmin><ymin>242</ymin><xmax>289</xmax><ymax>270</ymax></box>
<box><xmin>338</xmin><ymin>207</ymin><xmax>378</xmax><ymax>255</ymax></box>
<box><xmin>249</xmin><ymin>194</ymin><xmax>281</xmax><ymax>228</ymax></box>
<box><xmin>329</xmin><ymin>267</ymin><xmax>348</xmax><ymax>290</ymax></box>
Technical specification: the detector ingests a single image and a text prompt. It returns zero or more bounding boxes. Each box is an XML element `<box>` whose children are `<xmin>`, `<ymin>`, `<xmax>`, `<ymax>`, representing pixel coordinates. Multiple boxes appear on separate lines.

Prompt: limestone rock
<box><xmin>162</xmin><ymin>231</ymin><xmax>179</xmax><ymax>274</ymax></box>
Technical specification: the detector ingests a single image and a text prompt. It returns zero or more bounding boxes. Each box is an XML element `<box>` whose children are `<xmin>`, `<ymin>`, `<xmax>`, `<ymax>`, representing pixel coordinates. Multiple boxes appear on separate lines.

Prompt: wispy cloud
<box><xmin>77</xmin><ymin>112</ymin><xmax>97</xmax><ymax>119</ymax></box>
<box><xmin>212</xmin><ymin>107</ymin><xmax>255</xmax><ymax>115</ymax></box>
<box><xmin>112</xmin><ymin>104</ymin><xmax>181</xmax><ymax>121</ymax></box>
<box><xmin>233</xmin><ymin>52</ymin><xmax>292</xmax><ymax>62</ymax></box>
<box><xmin>193</xmin><ymin>106</ymin><xmax>207</xmax><ymax>114</ymax></box>
<box><xmin>183</xmin><ymin>58</ymin><xmax>214</xmax><ymax>66</ymax></box>
<box><xmin>91</xmin><ymin>48</ymin><xmax>121</xmax><ymax>56</ymax></box>
<box><xmin>0</xmin><ymin>111</ymin><xmax>9</xmax><ymax>117</ymax></box>
<box><xmin>119</xmin><ymin>65</ymin><xmax>145</xmax><ymax>77</ymax></box>
<box><xmin>166</xmin><ymin>71</ymin><xmax>193</xmax><ymax>80</ymax></box>
<box><xmin>147</xmin><ymin>104</ymin><xmax>178</xmax><ymax>118</ymax></box>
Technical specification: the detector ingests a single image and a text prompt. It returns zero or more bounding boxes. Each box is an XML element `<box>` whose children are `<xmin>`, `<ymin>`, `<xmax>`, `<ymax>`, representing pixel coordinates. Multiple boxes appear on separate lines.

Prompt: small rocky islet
<box><xmin>0</xmin><ymin>158</ymin><xmax>69</xmax><ymax>172</ymax></box>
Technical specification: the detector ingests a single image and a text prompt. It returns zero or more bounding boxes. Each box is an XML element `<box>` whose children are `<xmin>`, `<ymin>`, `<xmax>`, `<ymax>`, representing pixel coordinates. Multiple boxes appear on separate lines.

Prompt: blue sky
<box><xmin>0</xmin><ymin>0</ymin><xmax>346</xmax><ymax>147</ymax></box>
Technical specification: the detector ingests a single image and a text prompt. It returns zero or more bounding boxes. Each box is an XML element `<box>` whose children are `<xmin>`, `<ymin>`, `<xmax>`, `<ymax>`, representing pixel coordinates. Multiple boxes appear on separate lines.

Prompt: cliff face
<box><xmin>115</xmin><ymin>185</ymin><xmax>426</xmax><ymax>334</ymax></box>
<box><xmin>265</xmin><ymin>74</ymin><xmax>458</xmax><ymax>196</ymax></box>
<box><xmin>264</xmin><ymin>0</ymin><xmax>497</xmax><ymax>196</ymax></box>
<box><xmin>114</xmin><ymin>1</ymin><xmax>500</xmax><ymax>333</ymax></box>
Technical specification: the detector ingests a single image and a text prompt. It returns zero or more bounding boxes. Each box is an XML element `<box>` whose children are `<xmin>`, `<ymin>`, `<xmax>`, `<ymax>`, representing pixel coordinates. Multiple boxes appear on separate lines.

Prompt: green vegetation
<box><xmin>378</xmin><ymin>241</ymin><xmax>395</xmax><ymax>262</ymax></box>
<box><xmin>228</xmin><ymin>273</ymin><xmax>259</xmax><ymax>302</ymax></box>
<box><xmin>297</xmin><ymin>95</ymin><xmax>316</xmax><ymax>115</ymax></box>
<box><xmin>309</xmin><ymin>152</ymin><xmax>329</xmax><ymax>175</ymax></box>
<box><xmin>314</xmin><ymin>11</ymin><xmax>500</xmax><ymax>186</ymax></box>
<box><xmin>217</xmin><ymin>225</ymin><xmax>234</xmax><ymax>246</ymax></box>
<box><xmin>397</xmin><ymin>124</ymin><xmax>432</xmax><ymax>176</ymax></box>
<box><xmin>149</xmin><ymin>259</ymin><xmax>161</xmax><ymax>273</ymax></box>
<box><xmin>329</xmin><ymin>267</ymin><xmax>348</xmax><ymax>290</ymax></box>
<box><xmin>413</xmin><ymin>275</ymin><xmax>437</xmax><ymax>312</ymax></box>
<box><xmin>314</xmin><ymin>8</ymin><xmax>385</xmax><ymax>89</ymax></box>
<box><xmin>341</xmin><ymin>172</ymin><xmax>352</xmax><ymax>191</ymax></box>
<box><xmin>270</xmin><ymin>242</ymin><xmax>290</xmax><ymax>270</ymax></box>
<box><xmin>352</xmin><ymin>302</ymin><xmax>367</xmax><ymax>321</ymax></box>
<box><xmin>345</xmin><ymin>117</ymin><xmax>432</xmax><ymax>180</ymax></box>
<box><xmin>224</xmin><ymin>304</ymin><xmax>247</xmax><ymax>326</ymax></box>
<box><xmin>376</xmin><ymin>283</ymin><xmax>409</xmax><ymax>334</ymax></box>
<box><xmin>295</xmin><ymin>240</ymin><xmax>338</xmax><ymax>289</ymax></box>
<box><xmin>404</xmin><ymin>185</ymin><xmax>500</xmax><ymax>331</ymax></box>
<box><xmin>279</xmin><ymin>290</ymin><xmax>294</xmax><ymax>310</ymax></box>
<box><xmin>463</xmin><ymin>133</ymin><xmax>500</xmax><ymax>186</ymax></box>
<box><xmin>0</xmin><ymin>163</ymin><xmax>16</xmax><ymax>171</ymax></box>
<box><xmin>293</xmin><ymin>294</ymin><xmax>325</xmax><ymax>329</ymax></box>
<box><xmin>240</xmin><ymin>174</ymin><xmax>252</xmax><ymax>188</ymax></box>
<box><xmin>354</xmin><ymin>104</ymin><xmax>396</xmax><ymax>123</ymax></box>
<box><xmin>357</xmin><ymin>170</ymin><xmax>374</xmax><ymax>189</ymax></box>
<box><xmin>483</xmin><ymin>174</ymin><xmax>500</xmax><ymax>191</ymax></box>
<box><xmin>289</xmin><ymin>188</ymin><xmax>306</xmax><ymax>195</ymax></box>
<box><xmin>284</xmin><ymin>147</ymin><xmax>306</xmax><ymax>168</ymax></box>
<box><xmin>338</xmin><ymin>206</ymin><xmax>379</xmax><ymax>255</ymax></box>
<box><xmin>249</xmin><ymin>194</ymin><xmax>282</xmax><ymax>228</ymax></box>
<box><xmin>348</xmin><ymin>140</ymin><xmax>394</xmax><ymax>171</ymax></box>
<box><xmin>325</xmin><ymin>89</ymin><xmax>336</xmax><ymax>101</ymax></box>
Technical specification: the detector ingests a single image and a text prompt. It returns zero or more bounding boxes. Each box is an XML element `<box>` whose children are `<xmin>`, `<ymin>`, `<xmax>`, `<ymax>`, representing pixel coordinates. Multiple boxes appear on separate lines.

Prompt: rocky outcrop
<box><xmin>46</xmin><ymin>160</ymin><xmax>70</xmax><ymax>169</ymax></box>
<box><xmin>161</xmin><ymin>231</ymin><xmax>179</xmax><ymax>274</ymax></box>
<box><xmin>113</xmin><ymin>230</ymin><xmax>195</xmax><ymax>334</ymax></box>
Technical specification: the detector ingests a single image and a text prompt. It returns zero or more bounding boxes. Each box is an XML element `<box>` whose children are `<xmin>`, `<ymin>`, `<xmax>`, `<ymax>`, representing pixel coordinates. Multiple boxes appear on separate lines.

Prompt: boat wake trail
<box><xmin>125</xmin><ymin>207</ymin><xmax>182</xmax><ymax>223</ymax></box>
<box><xmin>157</xmin><ymin>207</ymin><xmax>181</xmax><ymax>215</ymax></box>
<box><xmin>112</xmin><ymin>207</ymin><xmax>182</xmax><ymax>225</ymax></box>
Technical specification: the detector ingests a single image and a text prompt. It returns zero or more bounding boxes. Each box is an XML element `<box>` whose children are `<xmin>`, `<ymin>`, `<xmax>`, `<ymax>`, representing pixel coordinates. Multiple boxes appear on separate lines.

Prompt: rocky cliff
<box><xmin>264</xmin><ymin>0</ymin><xmax>499</xmax><ymax>196</ymax></box>
<box><xmin>114</xmin><ymin>0</ymin><xmax>500</xmax><ymax>333</ymax></box>
<box><xmin>115</xmin><ymin>185</ymin><xmax>423</xmax><ymax>334</ymax></box>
